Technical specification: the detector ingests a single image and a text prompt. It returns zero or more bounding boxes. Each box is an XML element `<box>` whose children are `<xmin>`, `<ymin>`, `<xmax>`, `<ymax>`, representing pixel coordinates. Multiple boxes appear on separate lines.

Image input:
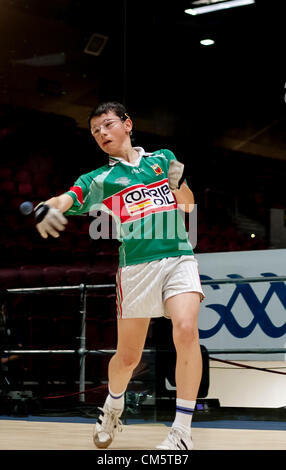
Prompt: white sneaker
<box><xmin>93</xmin><ymin>403</ymin><xmax>123</xmax><ymax>449</ymax></box>
<box><xmin>156</xmin><ymin>427</ymin><xmax>193</xmax><ymax>450</ymax></box>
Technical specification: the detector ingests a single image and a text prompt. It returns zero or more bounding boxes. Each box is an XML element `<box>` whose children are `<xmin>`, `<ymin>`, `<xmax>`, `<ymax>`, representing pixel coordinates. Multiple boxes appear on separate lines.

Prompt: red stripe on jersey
<box><xmin>69</xmin><ymin>186</ymin><xmax>83</xmax><ymax>205</ymax></box>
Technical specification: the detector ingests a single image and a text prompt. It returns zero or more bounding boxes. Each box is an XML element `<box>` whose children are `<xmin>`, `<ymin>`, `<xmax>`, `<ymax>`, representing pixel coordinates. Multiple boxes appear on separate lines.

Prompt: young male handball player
<box><xmin>34</xmin><ymin>102</ymin><xmax>204</xmax><ymax>450</ymax></box>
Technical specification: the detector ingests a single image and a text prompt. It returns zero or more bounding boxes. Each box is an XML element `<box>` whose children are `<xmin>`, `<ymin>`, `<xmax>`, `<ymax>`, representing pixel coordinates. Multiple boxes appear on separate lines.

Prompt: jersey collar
<box><xmin>108</xmin><ymin>147</ymin><xmax>147</xmax><ymax>167</ymax></box>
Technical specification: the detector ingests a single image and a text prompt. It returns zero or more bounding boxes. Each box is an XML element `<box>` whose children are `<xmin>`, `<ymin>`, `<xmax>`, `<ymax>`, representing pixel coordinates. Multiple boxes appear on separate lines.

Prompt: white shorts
<box><xmin>116</xmin><ymin>255</ymin><xmax>205</xmax><ymax>319</ymax></box>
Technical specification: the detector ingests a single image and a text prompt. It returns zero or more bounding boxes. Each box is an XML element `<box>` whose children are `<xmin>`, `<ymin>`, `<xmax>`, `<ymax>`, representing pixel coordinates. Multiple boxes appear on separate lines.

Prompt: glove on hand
<box><xmin>168</xmin><ymin>159</ymin><xmax>185</xmax><ymax>191</ymax></box>
<box><xmin>35</xmin><ymin>203</ymin><xmax>67</xmax><ymax>239</ymax></box>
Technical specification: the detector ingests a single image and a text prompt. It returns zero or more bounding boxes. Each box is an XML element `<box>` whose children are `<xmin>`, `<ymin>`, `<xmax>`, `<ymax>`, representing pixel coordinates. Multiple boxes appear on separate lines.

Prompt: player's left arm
<box><xmin>173</xmin><ymin>183</ymin><xmax>194</xmax><ymax>213</ymax></box>
<box><xmin>167</xmin><ymin>158</ymin><xmax>194</xmax><ymax>212</ymax></box>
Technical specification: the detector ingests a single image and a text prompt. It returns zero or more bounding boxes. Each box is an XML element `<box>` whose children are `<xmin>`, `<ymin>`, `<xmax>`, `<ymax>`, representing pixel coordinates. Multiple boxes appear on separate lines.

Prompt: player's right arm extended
<box><xmin>35</xmin><ymin>193</ymin><xmax>73</xmax><ymax>239</ymax></box>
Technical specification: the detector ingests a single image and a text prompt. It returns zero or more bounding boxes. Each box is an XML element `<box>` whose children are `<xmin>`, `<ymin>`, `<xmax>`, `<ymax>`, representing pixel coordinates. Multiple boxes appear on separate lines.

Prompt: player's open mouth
<box><xmin>102</xmin><ymin>140</ymin><xmax>112</xmax><ymax>146</ymax></box>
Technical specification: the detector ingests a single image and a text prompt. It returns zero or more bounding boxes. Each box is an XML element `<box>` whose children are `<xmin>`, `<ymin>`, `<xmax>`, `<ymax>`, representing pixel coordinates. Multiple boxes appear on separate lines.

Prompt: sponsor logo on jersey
<box><xmin>151</xmin><ymin>164</ymin><xmax>163</xmax><ymax>175</ymax></box>
<box><xmin>127</xmin><ymin>199</ymin><xmax>153</xmax><ymax>214</ymax></box>
<box><xmin>103</xmin><ymin>178</ymin><xmax>176</xmax><ymax>223</ymax></box>
<box><xmin>123</xmin><ymin>180</ymin><xmax>175</xmax><ymax>218</ymax></box>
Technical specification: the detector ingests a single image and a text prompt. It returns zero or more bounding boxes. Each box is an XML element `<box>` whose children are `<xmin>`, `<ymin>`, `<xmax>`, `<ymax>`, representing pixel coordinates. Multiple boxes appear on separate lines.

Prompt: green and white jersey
<box><xmin>65</xmin><ymin>147</ymin><xmax>194</xmax><ymax>267</ymax></box>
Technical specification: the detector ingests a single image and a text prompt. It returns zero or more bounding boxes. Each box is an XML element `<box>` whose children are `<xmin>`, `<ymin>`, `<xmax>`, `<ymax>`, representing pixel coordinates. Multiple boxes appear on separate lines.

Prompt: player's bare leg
<box><xmin>157</xmin><ymin>292</ymin><xmax>201</xmax><ymax>450</ymax></box>
<box><xmin>93</xmin><ymin>317</ymin><xmax>150</xmax><ymax>448</ymax></box>
<box><xmin>108</xmin><ymin>317</ymin><xmax>151</xmax><ymax>392</ymax></box>
<box><xmin>168</xmin><ymin>292</ymin><xmax>202</xmax><ymax>400</ymax></box>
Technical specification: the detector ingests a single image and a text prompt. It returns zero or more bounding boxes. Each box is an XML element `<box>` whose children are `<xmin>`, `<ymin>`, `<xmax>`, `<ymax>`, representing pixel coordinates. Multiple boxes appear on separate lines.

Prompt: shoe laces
<box><xmin>97</xmin><ymin>406</ymin><xmax>123</xmax><ymax>433</ymax></box>
<box><xmin>168</xmin><ymin>427</ymin><xmax>190</xmax><ymax>449</ymax></box>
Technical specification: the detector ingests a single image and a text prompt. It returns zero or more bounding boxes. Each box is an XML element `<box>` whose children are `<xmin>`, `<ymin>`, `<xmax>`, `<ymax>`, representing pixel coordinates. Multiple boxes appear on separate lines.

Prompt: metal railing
<box><xmin>3</xmin><ymin>275</ymin><xmax>286</xmax><ymax>401</ymax></box>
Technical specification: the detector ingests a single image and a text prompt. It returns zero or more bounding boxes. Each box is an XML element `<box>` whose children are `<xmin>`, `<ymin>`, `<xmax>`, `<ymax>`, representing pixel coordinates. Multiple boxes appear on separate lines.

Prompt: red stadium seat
<box><xmin>34</xmin><ymin>184</ymin><xmax>51</xmax><ymax>199</ymax></box>
<box><xmin>42</xmin><ymin>266</ymin><xmax>66</xmax><ymax>286</ymax></box>
<box><xmin>86</xmin><ymin>268</ymin><xmax>115</xmax><ymax>285</ymax></box>
<box><xmin>0</xmin><ymin>167</ymin><xmax>12</xmax><ymax>180</ymax></box>
<box><xmin>0</xmin><ymin>181</ymin><xmax>16</xmax><ymax>195</ymax></box>
<box><xmin>17</xmin><ymin>182</ymin><xmax>34</xmax><ymax>197</ymax></box>
<box><xmin>19</xmin><ymin>266</ymin><xmax>43</xmax><ymax>287</ymax></box>
<box><xmin>65</xmin><ymin>267</ymin><xmax>87</xmax><ymax>285</ymax></box>
<box><xmin>33</xmin><ymin>173</ymin><xmax>48</xmax><ymax>185</ymax></box>
<box><xmin>0</xmin><ymin>268</ymin><xmax>20</xmax><ymax>288</ymax></box>
<box><xmin>15</xmin><ymin>169</ymin><xmax>32</xmax><ymax>183</ymax></box>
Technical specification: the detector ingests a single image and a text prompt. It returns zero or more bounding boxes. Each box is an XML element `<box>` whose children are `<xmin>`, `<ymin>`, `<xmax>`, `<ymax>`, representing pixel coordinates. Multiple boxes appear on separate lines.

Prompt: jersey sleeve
<box><xmin>64</xmin><ymin>170</ymin><xmax>104</xmax><ymax>215</ymax></box>
<box><xmin>160</xmin><ymin>148</ymin><xmax>177</xmax><ymax>163</ymax></box>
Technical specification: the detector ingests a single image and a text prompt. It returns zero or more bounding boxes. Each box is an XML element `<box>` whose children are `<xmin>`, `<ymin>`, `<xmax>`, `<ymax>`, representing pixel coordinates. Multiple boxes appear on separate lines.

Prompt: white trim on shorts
<box><xmin>116</xmin><ymin>255</ymin><xmax>205</xmax><ymax>319</ymax></box>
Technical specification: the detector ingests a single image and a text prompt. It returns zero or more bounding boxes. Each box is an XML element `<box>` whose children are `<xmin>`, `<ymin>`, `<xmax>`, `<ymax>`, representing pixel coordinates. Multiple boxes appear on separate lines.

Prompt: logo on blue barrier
<box><xmin>199</xmin><ymin>273</ymin><xmax>286</xmax><ymax>339</ymax></box>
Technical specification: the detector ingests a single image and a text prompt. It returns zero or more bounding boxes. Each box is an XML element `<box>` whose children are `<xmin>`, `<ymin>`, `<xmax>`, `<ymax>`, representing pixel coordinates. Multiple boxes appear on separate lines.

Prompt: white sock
<box><xmin>172</xmin><ymin>398</ymin><xmax>196</xmax><ymax>435</ymax></box>
<box><xmin>105</xmin><ymin>385</ymin><xmax>125</xmax><ymax>411</ymax></box>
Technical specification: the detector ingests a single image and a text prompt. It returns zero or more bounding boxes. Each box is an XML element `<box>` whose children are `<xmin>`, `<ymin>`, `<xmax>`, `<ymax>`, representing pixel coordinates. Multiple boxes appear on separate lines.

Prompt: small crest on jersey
<box><xmin>115</xmin><ymin>177</ymin><xmax>131</xmax><ymax>185</ymax></box>
<box><xmin>151</xmin><ymin>164</ymin><xmax>163</xmax><ymax>175</ymax></box>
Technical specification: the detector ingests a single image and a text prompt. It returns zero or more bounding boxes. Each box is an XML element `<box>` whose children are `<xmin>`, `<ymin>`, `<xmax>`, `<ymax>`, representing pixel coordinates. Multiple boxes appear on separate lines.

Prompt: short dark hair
<box><xmin>88</xmin><ymin>101</ymin><xmax>130</xmax><ymax>129</ymax></box>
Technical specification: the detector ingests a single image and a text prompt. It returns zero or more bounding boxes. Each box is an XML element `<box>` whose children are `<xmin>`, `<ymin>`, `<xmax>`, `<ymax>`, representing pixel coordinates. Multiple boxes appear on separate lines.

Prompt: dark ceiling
<box><xmin>1</xmin><ymin>0</ymin><xmax>286</xmax><ymax>160</ymax></box>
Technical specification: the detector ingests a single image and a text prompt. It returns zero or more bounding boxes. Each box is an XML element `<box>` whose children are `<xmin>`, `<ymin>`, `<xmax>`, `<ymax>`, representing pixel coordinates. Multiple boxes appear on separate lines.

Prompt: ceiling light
<box><xmin>185</xmin><ymin>0</ymin><xmax>255</xmax><ymax>16</ymax></box>
<box><xmin>200</xmin><ymin>39</ymin><xmax>215</xmax><ymax>46</ymax></box>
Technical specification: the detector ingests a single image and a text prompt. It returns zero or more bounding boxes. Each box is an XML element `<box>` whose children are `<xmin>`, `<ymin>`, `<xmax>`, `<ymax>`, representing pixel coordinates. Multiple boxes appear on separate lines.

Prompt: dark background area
<box><xmin>0</xmin><ymin>0</ymin><xmax>285</xmax><ymax>260</ymax></box>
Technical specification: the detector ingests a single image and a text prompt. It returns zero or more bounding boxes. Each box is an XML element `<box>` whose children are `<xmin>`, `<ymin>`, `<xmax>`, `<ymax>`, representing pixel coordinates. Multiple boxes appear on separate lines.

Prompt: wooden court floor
<box><xmin>0</xmin><ymin>420</ymin><xmax>285</xmax><ymax>450</ymax></box>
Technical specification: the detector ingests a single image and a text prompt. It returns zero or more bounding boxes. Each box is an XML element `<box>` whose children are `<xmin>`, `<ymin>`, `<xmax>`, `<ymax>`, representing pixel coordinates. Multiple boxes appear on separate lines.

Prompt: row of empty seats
<box><xmin>0</xmin><ymin>165</ymin><xmax>67</xmax><ymax>201</ymax></box>
<box><xmin>0</xmin><ymin>260</ymin><xmax>118</xmax><ymax>289</ymax></box>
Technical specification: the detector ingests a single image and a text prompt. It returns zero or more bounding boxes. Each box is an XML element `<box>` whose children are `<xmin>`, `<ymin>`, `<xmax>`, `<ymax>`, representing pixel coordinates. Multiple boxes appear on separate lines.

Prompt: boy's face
<box><xmin>90</xmin><ymin>111</ymin><xmax>132</xmax><ymax>155</ymax></box>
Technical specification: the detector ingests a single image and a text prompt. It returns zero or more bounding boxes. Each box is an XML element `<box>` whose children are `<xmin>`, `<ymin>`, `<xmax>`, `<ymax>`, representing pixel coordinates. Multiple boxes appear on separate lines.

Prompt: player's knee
<box><xmin>117</xmin><ymin>350</ymin><xmax>141</xmax><ymax>371</ymax></box>
<box><xmin>173</xmin><ymin>321</ymin><xmax>199</xmax><ymax>347</ymax></box>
